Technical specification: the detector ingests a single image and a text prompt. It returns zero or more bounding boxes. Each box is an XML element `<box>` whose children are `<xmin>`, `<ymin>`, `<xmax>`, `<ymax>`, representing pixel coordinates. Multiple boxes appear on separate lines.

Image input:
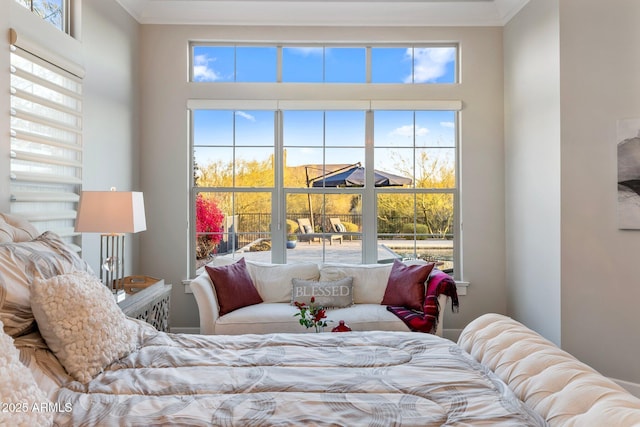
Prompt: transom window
<box><xmin>14</xmin><ymin>0</ymin><xmax>67</xmax><ymax>33</ymax></box>
<box><xmin>191</xmin><ymin>44</ymin><xmax>457</xmax><ymax>84</ymax></box>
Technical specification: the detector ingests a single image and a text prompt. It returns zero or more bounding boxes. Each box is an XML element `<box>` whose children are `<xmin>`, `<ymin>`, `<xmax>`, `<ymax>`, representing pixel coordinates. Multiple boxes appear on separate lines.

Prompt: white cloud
<box><xmin>440</xmin><ymin>121</ymin><xmax>455</xmax><ymax>128</ymax></box>
<box><xmin>404</xmin><ymin>47</ymin><xmax>456</xmax><ymax>83</ymax></box>
<box><xmin>235</xmin><ymin>111</ymin><xmax>256</xmax><ymax>121</ymax></box>
<box><xmin>193</xmin><ymin>54</ymin><xmax>221</xmax><ymax>82</ymax></box>
<box><xmin>391</xmin><ymin>125</ymin><xmax>429</xmax><ymax>137</ymax></box>
<box><xmin>287</xmin><ymin>47</ymin><xmax>323</xmax><ymax>57</ymax></box>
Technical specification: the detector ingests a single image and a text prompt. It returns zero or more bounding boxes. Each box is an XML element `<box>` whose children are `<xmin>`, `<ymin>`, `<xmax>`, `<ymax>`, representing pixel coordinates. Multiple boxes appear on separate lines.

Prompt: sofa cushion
<box><xmin>381</xmin><ymin>260</ymin><xmax>434</xmax><ymax>311</ymax></box>
<box><xmin>319</xmin><ymin>263</ymin><xmax>393</xmax><ymax>304</ymax></box>
<box><xmin>246</xmin><ymin>261</ymin><xmax>320</xmax><ymax>303</ymax></box>
<box><xmin>31</xmin><ymin>271</ymin><xmax>138</xmax><ymax>383</ymax></box>
<box><xmin>206</xmin><ymin>258</ymin><xmax>263</xmax><ymax>315</ymax></box>
<box><xmin>291</xmin><ymin>277</ymin><xmax>354</xmax><ymax>308</ymax></box>
<box><xmin>215</xmin><ymin>303</ymin><xmax>410</xmax><ymax>335</ymax></box>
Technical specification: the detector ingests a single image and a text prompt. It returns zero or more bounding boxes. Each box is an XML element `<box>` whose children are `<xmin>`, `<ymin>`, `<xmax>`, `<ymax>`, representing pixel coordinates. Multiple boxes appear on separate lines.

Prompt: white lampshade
<box><xmin>75</xmin><ymin>191</ymin><xmax>146</xmax><ymax>234</ymax></box>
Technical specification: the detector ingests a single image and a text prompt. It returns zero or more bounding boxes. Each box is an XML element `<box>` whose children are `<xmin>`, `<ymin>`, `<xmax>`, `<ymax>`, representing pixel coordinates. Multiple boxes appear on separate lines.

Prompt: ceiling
<box><xmin>114</xmin><ymin>0</ymin><xmax>530</xmax><ymax>26</ymax></box>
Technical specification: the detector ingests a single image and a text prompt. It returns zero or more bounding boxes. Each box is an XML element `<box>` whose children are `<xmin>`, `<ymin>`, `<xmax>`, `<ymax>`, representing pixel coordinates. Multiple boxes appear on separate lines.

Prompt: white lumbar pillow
<box><xmin>31</xmin><ymin>271</ymin><xmax>138</xmax><ymax>383</ymax></box>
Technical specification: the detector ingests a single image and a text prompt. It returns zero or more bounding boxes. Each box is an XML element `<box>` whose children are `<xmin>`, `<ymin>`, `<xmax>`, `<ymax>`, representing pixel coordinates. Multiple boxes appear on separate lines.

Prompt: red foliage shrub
<box><xmin>195</xmin><ymin>195</ymin><xmax>224</xmax><ymax>259</ymax></box>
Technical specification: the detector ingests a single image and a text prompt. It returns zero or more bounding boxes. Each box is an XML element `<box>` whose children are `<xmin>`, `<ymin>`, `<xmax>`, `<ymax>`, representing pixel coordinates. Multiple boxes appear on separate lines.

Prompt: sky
<box><xmin>192</xmin><ymin>46</ymin><xmax>457</xmax><ymax>178</ymax></box>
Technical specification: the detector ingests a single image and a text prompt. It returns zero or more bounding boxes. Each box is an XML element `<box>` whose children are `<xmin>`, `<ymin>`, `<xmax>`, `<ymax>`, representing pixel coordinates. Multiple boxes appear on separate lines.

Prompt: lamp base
<box><xmin>100</xmin><ymin>233</ymin><xmax>125</xmax><ymax>292</ymax></box>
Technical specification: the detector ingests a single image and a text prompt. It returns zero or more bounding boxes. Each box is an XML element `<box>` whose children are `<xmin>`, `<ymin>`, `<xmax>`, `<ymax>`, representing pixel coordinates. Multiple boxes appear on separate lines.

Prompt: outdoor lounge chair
<box><xmin>297</xmin><ymin>218</ymin><xmax>342</xmax><ymax>245</ymax></box>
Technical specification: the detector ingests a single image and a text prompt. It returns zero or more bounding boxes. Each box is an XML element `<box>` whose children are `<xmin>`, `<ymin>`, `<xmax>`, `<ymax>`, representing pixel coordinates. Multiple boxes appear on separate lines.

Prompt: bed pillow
<box><xmin>246</xmin><ymin>261</ymin><xmax>320</xmax><ymax>303</ymax></box>
<box><xmin>381</xmin><ymin>259</ymin><xmax>435</xmax><ymax>311</ymax></box>
<box><xmin>31</xmin><ymin>271</ymin><xmax>138</xmax><ymax>383</ymax></box>
<box><xmin>0</xmin><ymin>231</ymin><xmax>92</xmax><ymax>337</ymax></box>
<box><xmin>205</xmin><ymin>258</ymin><xmax>263</xmax><ymax>315</ymax></box>
<box><xmin>0</xmin><ymin>319</ymin><xmax>53</xmax><ymax>427</ymax></box>
<box><xmin>319</xmin><ymin>263</ymin><xmax>393</xmax><ymax>304</ymax></box>
<box><xmin>291</xmin><ymin>277</ymin><xmax>354</xmax><ymax>308</ymax></box>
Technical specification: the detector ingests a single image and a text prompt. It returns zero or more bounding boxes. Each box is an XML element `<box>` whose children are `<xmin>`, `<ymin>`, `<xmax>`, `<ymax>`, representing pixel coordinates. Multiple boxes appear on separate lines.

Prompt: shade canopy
<box><xmin>311</xmin><ymin>166</ymin><xmax>412</xmax><ymax>188</ymax></box>
<box><xmin>75</xmin><ymin>191</ymin><xmax>147</xmax><ymax>234</ymax></box>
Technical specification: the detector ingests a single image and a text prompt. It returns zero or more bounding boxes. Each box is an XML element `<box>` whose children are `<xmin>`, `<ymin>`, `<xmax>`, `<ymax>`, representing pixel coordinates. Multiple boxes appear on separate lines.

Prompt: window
<box><xmin>190</xmin><ymin>44</ymin><xmax>457</xmax><ymax>84</ymax></box>
<box><xmin>14</xmin><ymin>0</ymin><xmax>67</xmax><ymax>32</ymax></box>
<box><xmin>9</xmin><ymin>43</ymin><xmax>83</xmax><ymax>249</ymax></box>
<box><xmin>189</xmin><ymin>43</ymin><xmax>460</xmax><ymax>277</ymax></box>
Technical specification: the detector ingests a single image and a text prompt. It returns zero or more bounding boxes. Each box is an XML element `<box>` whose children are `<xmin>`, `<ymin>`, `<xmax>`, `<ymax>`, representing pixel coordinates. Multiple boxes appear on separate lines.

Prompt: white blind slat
<box><xmin>11</xmin><ymin>129</ymin><xmax>82</xmax><ymax>152</ymax></box>
<box><xmin>17</xmin><ymin>211</ymin><xmax>78</xmax><ymax>222</ymax></box>
<box><xmin>11</xmin><ymin>171</ymin><xmax>82</xmax><ymax>185</ymax></box>
<box><xmin>11</xmin><ymin>86</ymin><xmax>82</xmax><ymax>118</ymax></box>
<box><xmin>11</xmin><ymin>150</ymin><xmax>82</xmax><ymax>168</ymax></box>
<box><xmin>11</xmin><ymin>108</ymin><xmax>82</xmax><ymax>135</ymax></box>
<box><xmin>11</xmin><ymin>67</ymin><xmax>82</xmax><ymax>102</ymax></box>
<box><xmin>11</xmin><ymin>191</ymin><xmax>80</xmax><ymax>203</ymax></box>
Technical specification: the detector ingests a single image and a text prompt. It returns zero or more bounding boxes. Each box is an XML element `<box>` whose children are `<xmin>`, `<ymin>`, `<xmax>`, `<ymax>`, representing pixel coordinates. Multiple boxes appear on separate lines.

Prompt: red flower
<box><xmin>293</xmin><ymin>298</ymin><xmax>329</xmax><ymax>332</ymax></box>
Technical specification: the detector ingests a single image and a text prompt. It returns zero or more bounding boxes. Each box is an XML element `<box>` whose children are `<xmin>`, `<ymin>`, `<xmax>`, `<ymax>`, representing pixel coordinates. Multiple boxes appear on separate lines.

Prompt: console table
<box><xmin>118</xmin><ymin>280</ymin><xmax>171</xmax><ymax>332</ymax></box>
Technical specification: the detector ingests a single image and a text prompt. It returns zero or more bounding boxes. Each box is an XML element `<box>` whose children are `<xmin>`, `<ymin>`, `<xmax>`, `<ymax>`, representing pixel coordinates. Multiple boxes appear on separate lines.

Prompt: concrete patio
<box><xmin>215</xmin><ymin>239</ymin><xmax>453</xmax><ymax>269</ymax></box>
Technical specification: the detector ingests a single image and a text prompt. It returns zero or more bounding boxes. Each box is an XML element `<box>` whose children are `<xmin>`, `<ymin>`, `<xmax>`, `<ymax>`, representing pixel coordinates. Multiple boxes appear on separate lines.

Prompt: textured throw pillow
<box><xmin>291</xmin><ymin>277</ymin><xmax>354</xmax><ymax>308</ymax></box>
<box><xmin>205</xmin><ymin>258</ymin><xmax>263</xmax><ymax>315</ymax></box>
<box><xmin>31</xmin><ymin>271</ymin><xmax>138</xmax><ymax>383</ymax></box>
<box><xmin>381</xmin><ymin>260</ymin><xmax>435</xmax><ymax>311</ymax></box>
<box><xmin>334</xmin><ymin>223</ymin><xmax>347</xmax><ymax>233</ymax></box>
<box><xmin>0</xmin><ymin>231</ymin><xmax>93</xmax><ymax>337</ymax></box>
<box><xmin>0</xmin><ymin>320</ymin><xmax>53</xmax><ymax>427</ymax></box>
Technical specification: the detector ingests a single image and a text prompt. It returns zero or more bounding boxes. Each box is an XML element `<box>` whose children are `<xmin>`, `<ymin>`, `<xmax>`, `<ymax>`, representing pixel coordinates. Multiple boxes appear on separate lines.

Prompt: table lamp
<box><xmin>75</xmin><ymin>188</ymin><xmax>146</xmax><ymax>293</ymax></box>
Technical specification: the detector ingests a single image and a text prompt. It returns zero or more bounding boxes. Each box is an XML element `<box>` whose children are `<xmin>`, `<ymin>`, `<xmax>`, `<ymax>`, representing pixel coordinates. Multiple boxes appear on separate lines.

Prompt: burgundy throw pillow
<box><xmin>205</xmin><ymin>258</ymin><xmax>263</xmax><ymax>316</ymax></box>
<box><xmin>381</xmin><ymin>260</ymin><xmax>435</xmax><ymax>311</ymax></box>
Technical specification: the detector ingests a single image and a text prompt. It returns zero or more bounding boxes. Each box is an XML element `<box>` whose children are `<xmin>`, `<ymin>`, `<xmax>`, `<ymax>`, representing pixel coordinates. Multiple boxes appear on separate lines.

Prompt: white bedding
<box><xmin>16</xmin><ymin>320</ymin><xmax>547</xmax><ymax>426</ymax></box>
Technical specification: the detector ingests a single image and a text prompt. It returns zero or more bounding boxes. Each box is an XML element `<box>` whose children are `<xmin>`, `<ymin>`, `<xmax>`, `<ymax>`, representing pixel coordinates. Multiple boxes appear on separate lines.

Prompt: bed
<box><xmin>2</xmin><ymin>212</ymin><xmax>640</xmax><ymax>426</ymax></box>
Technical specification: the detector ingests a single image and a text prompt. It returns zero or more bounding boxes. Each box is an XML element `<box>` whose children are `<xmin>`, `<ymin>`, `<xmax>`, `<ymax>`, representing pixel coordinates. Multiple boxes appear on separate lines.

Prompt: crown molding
<box><xmin>114</xmin><ymin>0</ymin><xmax>529</xmax><ymax>26</ymax></box>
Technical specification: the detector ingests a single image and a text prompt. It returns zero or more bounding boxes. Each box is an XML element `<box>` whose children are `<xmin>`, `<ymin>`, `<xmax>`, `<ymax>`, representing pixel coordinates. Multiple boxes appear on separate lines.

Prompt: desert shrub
<box><xmin>401</xmin><ymin>223</ymin><xmax>430</xmax><ymax>239</ymax></box>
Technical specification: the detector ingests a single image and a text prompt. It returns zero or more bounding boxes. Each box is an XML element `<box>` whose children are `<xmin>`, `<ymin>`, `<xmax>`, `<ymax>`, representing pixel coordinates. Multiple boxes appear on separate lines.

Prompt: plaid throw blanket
<box><xmin>386</xmin><ymin>270</ymin><xmax>459</xmax><ymax>334</ymax></box>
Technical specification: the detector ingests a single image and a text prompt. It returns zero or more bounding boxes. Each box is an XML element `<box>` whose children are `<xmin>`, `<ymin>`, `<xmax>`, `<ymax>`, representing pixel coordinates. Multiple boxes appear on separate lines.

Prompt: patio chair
<box><xmin>297</xmin><ymin>218</ymin><xmax>342</xmax><ymax>245</ymax></box>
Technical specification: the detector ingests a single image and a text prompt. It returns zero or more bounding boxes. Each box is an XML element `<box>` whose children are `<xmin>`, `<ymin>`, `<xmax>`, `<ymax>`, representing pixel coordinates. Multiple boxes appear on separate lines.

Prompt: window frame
<box><xmin>189</xmin><ymin>43</ymin><xmax>459</xmax><ymax>84</ymax></box>
<box><xmin>14</xmin><ymin>0</ymin><xmax>70</xmax><ymax>34</ymax></box>
<box><xmin>189</xmin><ymin>100</ymin><xmax>460</xmax><ymax>278</ymax></box>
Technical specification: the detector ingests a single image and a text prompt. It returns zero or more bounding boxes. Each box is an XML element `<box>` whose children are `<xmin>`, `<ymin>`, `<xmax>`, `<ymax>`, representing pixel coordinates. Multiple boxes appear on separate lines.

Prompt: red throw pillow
<box><xmin>205</xmin><ymin>258</ymin><xmax>263</xmax><ymax>316</ymax></box>
<box><xmin>381</xmin><ymin>260</ymin><xmax>435</xmax><ymax>311</ymax></box>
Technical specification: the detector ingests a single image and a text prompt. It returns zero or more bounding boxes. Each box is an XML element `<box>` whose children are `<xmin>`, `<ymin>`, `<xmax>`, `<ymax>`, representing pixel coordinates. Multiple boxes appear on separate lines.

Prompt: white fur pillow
<box><xmin>31</xmin><ymin>271</ymin><xmax>138</xmax><ymax>383</ymax></box>
<box><xmin>0</xmin><ymin>319</ymin><xmax>53</xmax><ymax>426</ymax></box>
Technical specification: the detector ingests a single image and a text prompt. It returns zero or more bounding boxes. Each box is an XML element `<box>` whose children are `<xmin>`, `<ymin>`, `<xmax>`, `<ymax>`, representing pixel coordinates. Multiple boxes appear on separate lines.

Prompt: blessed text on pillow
<box><xmin>291</xmin><ymin>277</ymin><xmax>354</xmax><ymax>308</ymax></box>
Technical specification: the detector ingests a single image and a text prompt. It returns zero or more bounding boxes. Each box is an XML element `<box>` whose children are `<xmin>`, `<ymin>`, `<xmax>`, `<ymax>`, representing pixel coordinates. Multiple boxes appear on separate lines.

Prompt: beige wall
<box><xmin>80</xmin><ymin>0</ymin><xmax>142</xmax><ymax>275</ymax></box>
<box><xmin>138</xmin><ymin>25</ymin><xmax>507</xmax><ymax>332</ymax></box>
<box><xmin>559</xmin><ymin>0</ymin><xmax>640</xmax><ymax>384</ymax></box>
<box><xmin>504</xmin><ymin>0</ymin><xmax>561</xmax><ymax>343</ymax></box>
<box><xmin>506</xmin><ymin>0</ymin><xmax>640</xmax><ymax>385</ymax></box>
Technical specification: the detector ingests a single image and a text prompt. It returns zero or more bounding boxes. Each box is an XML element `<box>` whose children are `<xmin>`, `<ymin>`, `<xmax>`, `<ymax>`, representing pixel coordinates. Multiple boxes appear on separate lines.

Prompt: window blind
<box><xmin>9</xmin><ymin>44</ymin><xmax>83</xmax><ymax>249</ymax></box>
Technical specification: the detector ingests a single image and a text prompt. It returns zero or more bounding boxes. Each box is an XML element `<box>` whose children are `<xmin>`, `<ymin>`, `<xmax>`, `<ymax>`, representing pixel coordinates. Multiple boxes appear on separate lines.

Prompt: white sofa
<box><xmin>190</xmin><ymin>258</ymin><xmax>449</xmax><ymax>336</ymax></box>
